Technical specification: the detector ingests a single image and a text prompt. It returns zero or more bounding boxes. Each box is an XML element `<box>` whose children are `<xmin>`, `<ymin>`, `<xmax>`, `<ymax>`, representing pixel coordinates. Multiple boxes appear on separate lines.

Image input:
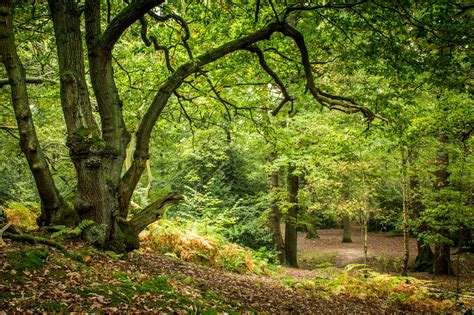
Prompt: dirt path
<box><xmin>297</xmin><ymin>226</ymin><xmax>417</xmax><ymax>270</ymax></box>
<box><xmin>294</xmin><ymin>226</ymin><xmax>474</xmax><ymax>296</ymax></box>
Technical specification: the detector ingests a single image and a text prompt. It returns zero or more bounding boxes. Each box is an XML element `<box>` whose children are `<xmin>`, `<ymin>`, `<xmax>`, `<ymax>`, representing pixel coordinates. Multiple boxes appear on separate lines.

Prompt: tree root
<box><xmin>4</xmin><ymin>232</ymin><xmax>69</xmax><ymax>254</ymax></box>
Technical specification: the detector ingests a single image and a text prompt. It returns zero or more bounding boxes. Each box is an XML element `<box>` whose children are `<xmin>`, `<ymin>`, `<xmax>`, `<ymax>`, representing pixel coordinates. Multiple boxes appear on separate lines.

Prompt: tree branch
<box><xmin>128</xmin><ymin>191</ymin><xmax>182</xmax><ymax>234</ymax></box>
<box><xmin>243</xmin><ymin>45</ymin><xmax>294</xmax><ymax>115</ymax></box>
<box><xmin>284</xmin><ymin>1</ymin><xmax>367</xmax><ymax>19</ymax></box>
<box><xmin>0</xmin><ymin>77</ymin><xmax>57</xmax><ymax>87</ymax></box>
<box><xmin>119</xmin><ymin>22</ymin><xmax>284</xmax><ymax>213</ymax></box>
<box><xmin>279</xmin><ymin>24</ymin><xmax>385</xmax><ymax>121</ymax></box>
<box><xmin>148</xmin><ymin>11</ymin><xmax>193</xmax><ymax>59</ymax></box>
<box><xmin>99</xmin><ymin>0</ymin><xmax>165</xmax><ymax>52</ymax></box>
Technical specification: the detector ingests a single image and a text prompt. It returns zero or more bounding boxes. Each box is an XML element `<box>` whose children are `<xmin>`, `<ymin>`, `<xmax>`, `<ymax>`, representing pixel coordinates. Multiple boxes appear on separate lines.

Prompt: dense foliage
<box><xmin>0</xmin><ymin>0</ymin><xmax>472</xmax><ymax>278</ymax></box>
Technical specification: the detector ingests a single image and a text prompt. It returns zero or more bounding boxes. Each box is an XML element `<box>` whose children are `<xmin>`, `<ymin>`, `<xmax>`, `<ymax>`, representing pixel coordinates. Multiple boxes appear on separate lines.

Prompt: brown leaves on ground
<box><xmin>0</xmin><ymin>238</ymin><xmax>471</xmax><ymax>313</ymax></box>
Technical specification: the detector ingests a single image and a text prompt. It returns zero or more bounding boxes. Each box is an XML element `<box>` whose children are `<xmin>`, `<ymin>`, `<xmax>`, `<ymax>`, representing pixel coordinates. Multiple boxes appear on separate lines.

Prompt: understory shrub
<box><xmin>139</xmin><ymin>219</ymin><xmax>277</xmax><ymax>275</ymax></box>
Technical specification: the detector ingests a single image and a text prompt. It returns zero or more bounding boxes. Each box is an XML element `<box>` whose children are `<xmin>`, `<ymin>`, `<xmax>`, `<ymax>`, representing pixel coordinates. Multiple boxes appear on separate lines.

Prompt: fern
<box><xmin>51</xmin><ymin>220</ymin><xmax>94</xmax><ymax>239</ymax></box>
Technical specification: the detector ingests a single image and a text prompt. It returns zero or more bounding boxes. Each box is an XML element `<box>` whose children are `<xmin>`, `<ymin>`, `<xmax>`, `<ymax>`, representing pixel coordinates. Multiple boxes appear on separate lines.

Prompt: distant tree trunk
<box><xmin>305</xmin><ymin>222</ymin><xmax>319</xmax><ymax>239</ymax></box>
<box><xmin>269</xmin><ymin>159</ymin><xmax>285</xmax><ymax>264</ymax></box>
<box><xmin>341</xmin><ymin>213</ymin><xmax>352</xmax><ymax>243</ymax></box>
<box><xmin>411</xmin><ymin>161</ymin><xmax>435</xmax><ymax>272</ymax></box>
<box><xmin>0</xmin><ymin>1</ymin><xmax>77</xmax><ymax>227</ymax></box>
<box><xmin>285</xmin><ymin>163</ymin><xmax>299</xmax><ymax>268</ymax></box>
<box><xmin>433</xmin><ymin>135</ymin><xmax>452</xmax><ymax>275</ymax></box>
<box><xmin>414</xmin><ymin>241</ymin><xmax>435</xmax><ymax>272</ymax></box>
<box><xmin>400</xmin><ymin>146</ymin><xmax>410</xmax><ymax>276</ymax></box>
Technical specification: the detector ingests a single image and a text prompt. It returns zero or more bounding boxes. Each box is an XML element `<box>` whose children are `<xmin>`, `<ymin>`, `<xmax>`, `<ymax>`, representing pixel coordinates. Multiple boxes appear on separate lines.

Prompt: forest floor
<box><xmin>1</xmin><ymin>230</ymin><xmax>473</xmax><ymax>313</ymax></box>
<box><xmin>294</xmin><ymin>226</ymin><xmax>474</xmax><ymax>296</ymax></box>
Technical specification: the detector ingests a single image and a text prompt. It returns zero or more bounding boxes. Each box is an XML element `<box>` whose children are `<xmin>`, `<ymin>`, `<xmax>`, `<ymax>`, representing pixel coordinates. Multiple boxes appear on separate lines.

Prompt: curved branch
<box><xmin>243</xmin><ymin>45</ymin><xmax>294</xmax><ymax>115</ymax></box>
<box><xmin>99</xmin><ymin>0</ymin><xmax>164</xmax><ymax>52</ymax></box>
<box><xmin>279</xmin><ymin>24</ymin><xmax>385</xmax><ymax>121</ymax></box>
<box><xmin>148</xmin><ymin>11</ymin><xmax>193</xmax><ymax>58</ymax></box>
<box><xmin>118</xmin><ymin>22</ymin><xmax>284</xmax><ymax>213</ymax></box>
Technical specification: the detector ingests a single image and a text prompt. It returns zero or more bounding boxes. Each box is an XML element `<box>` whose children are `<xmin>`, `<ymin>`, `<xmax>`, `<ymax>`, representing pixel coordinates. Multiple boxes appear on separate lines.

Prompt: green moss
<box><xmin>39</xmin><ymin>302</ymin><xmax>69</xmax><ymax>312</ymax></box>
<box><xmin>4</xmin><ymin>200</ymin><xmax>39</xmax><ymax>230</ymax></box>
<box><xmin>76</xmin><ymin>275</ymin><xmax>177</xmax><ymax>306</ymax></box>
<box><xmin>118</xmin><ymin>220</ymin><xmax>140</xmax><ymax>252</ymax></box>
<box><xmin>7</xmin><ymin>247</ymin><xmax>49</xmax><ymax>273</ymax></box>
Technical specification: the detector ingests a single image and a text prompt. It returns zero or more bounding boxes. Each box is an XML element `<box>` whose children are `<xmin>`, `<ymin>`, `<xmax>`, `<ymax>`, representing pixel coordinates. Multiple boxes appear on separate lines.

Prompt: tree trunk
<box><xmin>270</xmin><ymin>162</ymin><xmax>285</xmax><ymax>264</ymax></box>
<box><xmin>409</xmin><ymin>157</ymin><xmax>436</xmax><ymax>272</ymax></box>
<box><xmin>433</xmin><ymin>135</ymin><xmax>452</xmax><ymax>275</ymax></box>
<box><xmin>433</xmin><ymin>244</ymin><xmax>451</xmax><ymax>275</ymax></box>
<box><xmin>341</xmin><ymin>213</ymin><xmax>352</xmax><ymax>243</ymax></box>
<box><xmin>0</xmin><ymin>1</ymin><xmax>77</xmax><ymax>226</ymax></box>
<box><xmin>285</xmin><ymin>164</ymin><xmax>299</xmax><ymax>268</ymax></box>
<box><xmin>400</xmin><ymin>146</ymin><xmax>410</xmax><ymax>276</ymax></box>
<box><xmin>414</xmin><ymin>240</ymin><xmax>435</xmax><ymax>272</ymax></box>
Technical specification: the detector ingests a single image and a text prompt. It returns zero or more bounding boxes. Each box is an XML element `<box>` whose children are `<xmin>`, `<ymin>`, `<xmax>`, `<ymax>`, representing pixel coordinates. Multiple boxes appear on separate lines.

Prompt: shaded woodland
<box><xmin>0</xmin><ymin>0</ymin><xmax>473</xmax><ymax>312</ymax></box>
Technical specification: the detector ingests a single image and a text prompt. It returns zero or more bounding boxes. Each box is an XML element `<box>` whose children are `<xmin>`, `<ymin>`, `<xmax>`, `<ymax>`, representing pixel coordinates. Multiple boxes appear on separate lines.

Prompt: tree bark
<box><xmin>410</xmin><ymin>154</ymin><xmax>435</xmax><ymax>272</ymax></box>
<box><xmin>341</xmin><ymin>213</ymin><xmax>352</xmax><ymax>243</ymax></box>
<box><xmin>0</xmin><ymin>1</ymin><xmax>77</xmax><ymax>226</ymax></box>
<box><xmin>285</xmin><ymin>163</ymin><xmax>299</xmax><ymax>268</ymax></box>
<box><xmin>270</xmin><ymin>161</ymin><xmax>285</xmax><ymax>264</ymax></box>
<box><xmin>433</xmin><ymin>135</ymin><xmax>452</xmax><ymax>275</ymax></box>
<box><xmin>400</xmin><ymin>146</ymin><xmax>410</xmax><ymax>276</ymax></box>
<box><xmin>129</xmin><ymin>192</ymin><xmax>182</xmax><ymax>234</ymax></box>
<box><xmin>414</xmin><ymin>241</ymin><xmax>435</xmax><ymax>272</ymax></box>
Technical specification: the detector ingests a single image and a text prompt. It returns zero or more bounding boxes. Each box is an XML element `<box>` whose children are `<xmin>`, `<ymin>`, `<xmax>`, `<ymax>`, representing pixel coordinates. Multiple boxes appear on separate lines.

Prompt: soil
<box><xmin>297</xmin><ymin>226</ymin><xmax>417</xmax><ymax>268</ymax></box>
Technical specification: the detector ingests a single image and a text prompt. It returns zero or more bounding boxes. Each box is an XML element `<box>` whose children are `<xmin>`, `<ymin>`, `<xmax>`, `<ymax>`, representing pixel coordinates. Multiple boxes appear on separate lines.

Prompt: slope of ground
<box><xmin>2</xmin><ymin>238</ymin><xmax>470</xmax><ymax>313</ymax></box>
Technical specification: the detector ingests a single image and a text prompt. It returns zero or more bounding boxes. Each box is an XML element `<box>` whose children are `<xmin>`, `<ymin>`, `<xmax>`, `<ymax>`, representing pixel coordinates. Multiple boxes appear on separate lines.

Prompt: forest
<box><xmin>0</xmin><ymin>0</ymin><xmax>473</xmax><ymax>312</ymax></box>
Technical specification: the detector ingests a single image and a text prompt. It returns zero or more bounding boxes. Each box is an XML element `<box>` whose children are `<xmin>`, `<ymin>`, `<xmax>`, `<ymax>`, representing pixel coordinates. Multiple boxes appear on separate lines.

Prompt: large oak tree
<box><xmin>1</xmin><ymin>0</ymin><xmax>470</xmax><ymax>259</ymax></box>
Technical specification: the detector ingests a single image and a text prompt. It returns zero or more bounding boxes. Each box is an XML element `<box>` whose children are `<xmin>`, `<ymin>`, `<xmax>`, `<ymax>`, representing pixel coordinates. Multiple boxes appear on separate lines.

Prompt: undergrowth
<box><xmin>139</xmin><ymin>219</ymin><xmax>277</xmax><ymax>275</ymax></box>
<box><xmin>283</xmin><ymin>263</ymin><xmax>462</xmax><ymax>312</ymax></box>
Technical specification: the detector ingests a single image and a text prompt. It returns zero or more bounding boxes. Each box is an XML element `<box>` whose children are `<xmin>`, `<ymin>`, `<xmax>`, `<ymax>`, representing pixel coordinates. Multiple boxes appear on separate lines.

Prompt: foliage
<box><xmin>2</xmin><ymin>200</ymin><xmax>40</xmax><ymax>230</ymax></box>
<box><xmin>50</xmin><ymin>220</ymin><xmax>95</xmax><ymax>240</ymax></box>
<box><xmin>140</xmin><ymin>219</ymin><xmax>277</xmax><ymax>275</ymax></box>
<box><xmin>284</xmin><ymin>264</ymin><xmax>456</xmax><ymax>312</ymax></box>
